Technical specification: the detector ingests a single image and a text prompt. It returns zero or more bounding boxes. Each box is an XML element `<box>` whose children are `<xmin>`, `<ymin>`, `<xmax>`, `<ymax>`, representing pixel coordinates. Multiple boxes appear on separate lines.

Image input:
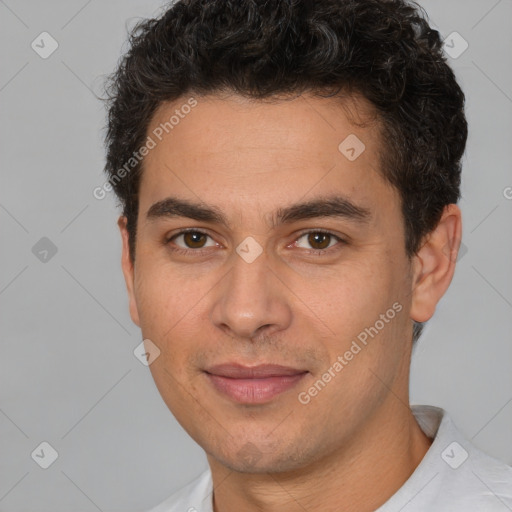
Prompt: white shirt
<box><xmin>145</xmin><ymin>405</ymin><xmax>512</xmax><ymax>511</ymax></box>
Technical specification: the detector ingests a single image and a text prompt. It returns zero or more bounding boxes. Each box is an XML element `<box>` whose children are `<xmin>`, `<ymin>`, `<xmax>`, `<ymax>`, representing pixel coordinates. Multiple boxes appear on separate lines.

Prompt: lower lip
<box><xmin>206</xmin><ymin>373</ymin><xmax>307</xmax><ymax>404</ymax></box>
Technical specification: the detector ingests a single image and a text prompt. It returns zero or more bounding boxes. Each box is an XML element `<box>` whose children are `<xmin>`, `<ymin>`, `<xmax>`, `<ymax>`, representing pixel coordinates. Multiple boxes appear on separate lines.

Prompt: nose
<box><xmin>210</xmin><ymin>247</ymin><xmax>293</xmax><ymax>341</ymax></box>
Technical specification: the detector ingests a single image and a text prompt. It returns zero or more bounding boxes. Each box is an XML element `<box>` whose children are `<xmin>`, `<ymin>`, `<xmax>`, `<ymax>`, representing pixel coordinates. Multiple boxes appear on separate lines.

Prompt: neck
<box><xmin>208</xmin><ymin>399</ymin><xmax>432</xmax><ymax>512</ymax></box>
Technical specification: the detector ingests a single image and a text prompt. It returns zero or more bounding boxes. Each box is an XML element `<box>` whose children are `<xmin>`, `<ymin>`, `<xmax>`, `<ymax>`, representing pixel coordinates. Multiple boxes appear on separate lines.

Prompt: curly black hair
<box><xmin>102</xmin><ymin>0</ymin><xmax>467</xmax><ymax>344</ymax></box>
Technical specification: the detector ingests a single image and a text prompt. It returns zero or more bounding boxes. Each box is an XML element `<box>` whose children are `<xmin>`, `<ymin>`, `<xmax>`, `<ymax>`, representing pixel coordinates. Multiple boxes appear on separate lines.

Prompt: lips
<box><xmin>204</xmin><ymin>363</ymin><xmax>308</xmax><ymax>404</ymax></box>
<box><xmin>206</xmin><ymin>363</ymin><xmax>306</xmax><ymax>378</ymax></box>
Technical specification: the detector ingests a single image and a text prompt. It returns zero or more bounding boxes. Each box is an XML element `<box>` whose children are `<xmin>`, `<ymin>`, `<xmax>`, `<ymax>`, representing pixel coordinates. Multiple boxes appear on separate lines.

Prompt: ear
<box><xmin>118</xmin><ymin>216</ymin><xmax>140</xmax><ymax>327</ymax></box>
<box><xmin>410</xmin><ymin>203</ymin><xmax>462</xmax><ymax>323</ymax></box>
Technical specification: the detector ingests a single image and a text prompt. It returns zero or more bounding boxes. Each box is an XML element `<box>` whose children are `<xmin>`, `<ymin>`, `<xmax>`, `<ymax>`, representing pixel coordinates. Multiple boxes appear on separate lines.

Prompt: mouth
<box><xmin>204</xmin><ymin>363</ymin><xmax>308</xmax><ymax>404</ymax></box>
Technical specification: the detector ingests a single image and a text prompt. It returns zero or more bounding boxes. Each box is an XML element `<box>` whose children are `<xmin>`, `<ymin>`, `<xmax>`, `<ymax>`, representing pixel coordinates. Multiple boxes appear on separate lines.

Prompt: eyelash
<box><xmin>165</xmin><ymin>228</ymin><xmax>346</xmax><ymax>257</ymax></box>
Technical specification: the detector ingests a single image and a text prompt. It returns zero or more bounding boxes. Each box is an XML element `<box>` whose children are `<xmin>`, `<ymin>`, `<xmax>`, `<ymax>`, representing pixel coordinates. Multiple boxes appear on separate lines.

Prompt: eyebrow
<box><xmin>145</xmin><ymin>195</ymin><xmax>372</xmax><ymax>228</ymax></box>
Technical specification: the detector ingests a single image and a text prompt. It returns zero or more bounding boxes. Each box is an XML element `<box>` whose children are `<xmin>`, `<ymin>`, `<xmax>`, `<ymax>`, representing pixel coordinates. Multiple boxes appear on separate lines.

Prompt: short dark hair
<box><xmin>102</xmin><ymin>0</ymin><xmax>468</xmax><ymax>343</ymax></box>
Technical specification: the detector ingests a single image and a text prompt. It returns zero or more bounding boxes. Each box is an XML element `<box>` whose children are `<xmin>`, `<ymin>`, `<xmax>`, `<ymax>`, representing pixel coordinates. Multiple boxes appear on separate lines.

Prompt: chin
<box><xmin>211</xmin><ymin>441</ymin><xmax>313</xmax><ymax>475</ymax></box>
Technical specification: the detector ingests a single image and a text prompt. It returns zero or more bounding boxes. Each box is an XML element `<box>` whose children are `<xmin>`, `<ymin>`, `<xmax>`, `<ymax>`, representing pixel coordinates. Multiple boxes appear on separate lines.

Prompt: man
<box><xmin>102</xmin><ymin>0</ymin><xmax>512</xmax><ymax>510</ymax></box>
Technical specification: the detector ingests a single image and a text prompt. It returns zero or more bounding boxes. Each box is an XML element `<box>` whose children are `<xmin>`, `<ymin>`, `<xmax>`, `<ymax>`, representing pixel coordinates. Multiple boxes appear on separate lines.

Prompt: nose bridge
<box><xmin>211</xmin><ymin>246</ymin><xmax>291</xmax><ymax>339</ymax></box>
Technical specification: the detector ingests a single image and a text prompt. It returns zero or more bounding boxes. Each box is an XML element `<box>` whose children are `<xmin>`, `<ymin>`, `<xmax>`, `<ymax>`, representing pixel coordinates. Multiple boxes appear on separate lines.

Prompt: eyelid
<box><xmin>293</xmin><ymin>227</ymin><xmax>344</xmax><ymax>240</ymax></box>
<box><xmin>291</xmin><ymin>228</ymin><xmax>346</xmax><ymax>252</ymax></box>
<box><xmin>166</xmin><ymin>228</ymin><xmax>218</xmax><ymax>247</ymax></box>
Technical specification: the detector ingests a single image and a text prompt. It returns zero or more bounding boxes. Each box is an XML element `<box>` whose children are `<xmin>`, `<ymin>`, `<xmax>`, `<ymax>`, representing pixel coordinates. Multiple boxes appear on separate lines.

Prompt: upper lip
<box><xmin>205</xmin><ymin>363</ymin><xmax>307</xmax><ymax>379</ymax></box>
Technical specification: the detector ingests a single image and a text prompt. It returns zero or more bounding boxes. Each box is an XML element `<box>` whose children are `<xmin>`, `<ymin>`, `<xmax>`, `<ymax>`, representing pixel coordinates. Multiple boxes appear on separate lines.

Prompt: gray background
<box><xmin>1</xmin><ymin>1</ymin><xmax>511</xmax><ymax>511</ymax></box>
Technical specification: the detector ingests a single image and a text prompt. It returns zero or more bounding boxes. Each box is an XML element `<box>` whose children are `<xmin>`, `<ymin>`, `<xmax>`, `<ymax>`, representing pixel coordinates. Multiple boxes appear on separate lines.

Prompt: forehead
<box><xmin>147</xmin><ymin>91</ymin><xmax>380</xmax><ymax>158</ymax></box>
<box><xmin>139</xmin><ymin>92</ymin><xmax>399</xmax><ymax>226</ymax></box>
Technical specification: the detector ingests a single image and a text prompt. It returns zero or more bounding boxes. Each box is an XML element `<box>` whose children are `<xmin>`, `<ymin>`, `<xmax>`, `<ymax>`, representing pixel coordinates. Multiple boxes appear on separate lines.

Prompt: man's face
<box><xmin>121</xmin><ymin>93</ymin><xmax>418</xmax><ymax>473</ymax></box>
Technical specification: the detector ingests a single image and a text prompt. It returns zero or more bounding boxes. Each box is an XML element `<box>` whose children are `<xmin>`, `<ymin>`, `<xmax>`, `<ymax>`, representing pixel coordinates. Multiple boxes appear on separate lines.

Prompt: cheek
<box><xmin>302</xmin><ymin>259</ymin><xmax>395</xmax><ymax>335</ymax></box>
<box><xmin>135</xmin><ymin>255</ymin><xmax>200</xmax><ymax>315</ymax></box>
<box><xmin>133</xmin><ymin>261</ymin><xmax>193</xmax><ymax>346</ymax></box>
<box><xmin>303</xmin><ymin>256</ymin><xmax>408</xmax><ymax>391</ymax></box>
<box><xmin>133</xmin><ymin>258</ymin><xmax>222</xmax><ymax>373</ymax></box>
<box><xmin>135</xmin><ymin>263</ymin><xmax>205</xmax><ymax>415</ymax></box>
<box><xmin>295</xmin><ymin>278</ymin><xmax>408</xmax><ymax>433</ymax></box>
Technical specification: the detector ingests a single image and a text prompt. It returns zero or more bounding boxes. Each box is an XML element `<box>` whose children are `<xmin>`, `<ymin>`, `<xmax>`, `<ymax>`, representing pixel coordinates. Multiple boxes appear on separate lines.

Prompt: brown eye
<box><xmin>307</xmin><ymin>232</ymin><xmax>331</xmax><ymax>250</ymax></box>
<box><xmin>182</xmin><ymin>231</ymin><xmax>207</xmax><ymax>248</ymax></box>
<box><xmin>169</xmin><ymin>230</ymin><xmax>216</xmax><ymax>250</ymax></box>
<box><xmin>294</xmin><ymin>231</ymin><xmax>344</xmax><ymax>253</ymax></box>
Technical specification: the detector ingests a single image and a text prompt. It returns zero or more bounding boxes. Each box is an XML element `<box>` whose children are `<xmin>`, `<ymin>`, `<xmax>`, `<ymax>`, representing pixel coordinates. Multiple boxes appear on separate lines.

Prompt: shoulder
<box><xmin>379</xmin><ymin>405</ymin><xmax>512</xmax><ymax>511</ymax></box>
<box><xmin>448</xmin><ymin>439</ymin><xmax>512</xmax><ymax>508</ymax></box>
<box><xmin>143</xmin><ymin>469</ymin><xmax>213</xmax><ymax>512</ymax></box>
<box><xmin>425</xmin><ymin>405</ymin><xmax>512</xmax><ymax>509</ymax></box>
<box><xmin>427</xmin><ymin>405</ymin><xmax>512</xmax><ymax>508</ymax></box>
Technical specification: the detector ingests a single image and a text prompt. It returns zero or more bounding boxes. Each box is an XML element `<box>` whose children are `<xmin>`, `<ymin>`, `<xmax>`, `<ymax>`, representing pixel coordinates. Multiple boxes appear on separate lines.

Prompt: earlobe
<box><xmin>118</xmin><ymin>216</ymin><xmax>141</xmax><ymax>327</ymax></box>
<box><xmin>410</xmin><ymin>204</ymin><xmax>462</xmax><ymax>323</ymax></box>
